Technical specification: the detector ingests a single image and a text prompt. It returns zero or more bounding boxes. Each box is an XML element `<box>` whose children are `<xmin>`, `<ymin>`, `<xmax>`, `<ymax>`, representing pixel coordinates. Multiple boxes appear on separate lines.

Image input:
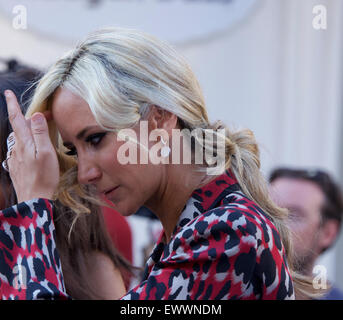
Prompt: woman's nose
<box><xmin>77</xmin><ymin>157</ymin><xmax>102</xmax><ymax>185</ymax></box>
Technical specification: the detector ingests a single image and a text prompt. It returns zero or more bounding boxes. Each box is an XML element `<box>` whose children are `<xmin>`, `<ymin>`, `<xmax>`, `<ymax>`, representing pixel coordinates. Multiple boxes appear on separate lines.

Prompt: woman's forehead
<box><xmin>52</xmin><ymin>87</ymin><xmax>86</xmax><ymax>110</ymax></box>
<box><xmin>51</xmin><ymin>87</ymin><xmax>97</xmax><ymax>131</ymax></box>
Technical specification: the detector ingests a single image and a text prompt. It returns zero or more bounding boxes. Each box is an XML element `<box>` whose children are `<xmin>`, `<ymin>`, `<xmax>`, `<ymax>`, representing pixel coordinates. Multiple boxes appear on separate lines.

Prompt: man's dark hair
<box><xmin>269</xmin><ymin>168</ymin><xmax>343</xmax><ymax>228</ymax></box>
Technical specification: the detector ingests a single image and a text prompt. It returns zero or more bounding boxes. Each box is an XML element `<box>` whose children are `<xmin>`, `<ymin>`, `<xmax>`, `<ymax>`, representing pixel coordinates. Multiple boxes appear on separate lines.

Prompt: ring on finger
<box><xmin>6</xmin><ymin>149</ymin><xmax>13</xmax><ymax>160</ymax></box>
<box><xmin>7</xmin><ymin>133</ymin><xmax>15</xmax><ymax>150</ymax></box>
<box><xmin>6</xmin><ymin>133</ymin><xmax>15</xmax><ymax>160</ymax></box>
<box><xmin>2</xmin><ymin>159</ymin><xmax>9</xmax><ymax>172</ymax></box>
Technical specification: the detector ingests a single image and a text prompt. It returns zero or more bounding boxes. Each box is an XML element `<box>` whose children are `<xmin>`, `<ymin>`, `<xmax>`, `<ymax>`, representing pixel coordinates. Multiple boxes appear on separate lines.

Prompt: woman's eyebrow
<box><xmin>62</xmin><ymin>125</ymin><xmax>99</xmax><ymax>148</ymax></box>
<box><xmin>76</xmin><ymin>125</ymin><xmax>99</xmax><ymax>140</ymax></box>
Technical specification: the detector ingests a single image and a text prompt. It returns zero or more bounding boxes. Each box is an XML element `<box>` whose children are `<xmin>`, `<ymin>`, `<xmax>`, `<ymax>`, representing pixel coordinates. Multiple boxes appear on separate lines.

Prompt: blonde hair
<box><xmin>27</xmin><ymin>27</ymin><xmax>319</xmax><ymax>299</ymax></box>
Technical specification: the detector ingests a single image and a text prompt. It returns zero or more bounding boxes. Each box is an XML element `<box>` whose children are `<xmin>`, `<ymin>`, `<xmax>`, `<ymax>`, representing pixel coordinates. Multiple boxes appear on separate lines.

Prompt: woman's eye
<box><xmin>65</xmin><ymin>147</ymin><xmax>77</xmax><ymax>156</ymax></box>
<box><xmin>86</xmin><ymin>132</ymin><xmax>107</xmax><ymax>147</ymax></box>
<box><xmin>64</xmin><ymin>133</ymin><xmax>106</xmax><ymax>156</ymax></box>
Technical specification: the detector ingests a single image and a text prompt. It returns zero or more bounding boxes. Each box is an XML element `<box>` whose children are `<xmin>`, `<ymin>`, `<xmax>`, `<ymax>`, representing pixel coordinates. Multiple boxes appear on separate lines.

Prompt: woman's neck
<box><xmin>145</xmin><ymin>164</ymin><xmax>206</xmax><ymax>243</ymax></box>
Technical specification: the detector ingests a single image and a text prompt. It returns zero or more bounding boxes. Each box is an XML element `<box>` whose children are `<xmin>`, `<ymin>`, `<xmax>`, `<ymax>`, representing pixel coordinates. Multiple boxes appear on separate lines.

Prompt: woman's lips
<box><xmin>103</xmin><ymin>186</ymin><xmax>119</xmax><ymax>198</ymax></box>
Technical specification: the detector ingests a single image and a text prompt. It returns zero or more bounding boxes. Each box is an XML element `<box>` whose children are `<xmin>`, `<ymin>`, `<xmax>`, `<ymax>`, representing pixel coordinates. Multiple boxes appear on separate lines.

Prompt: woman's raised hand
<box><xmin>4</xmin><ymin>90</ymin><xmax>60</xmax><ymax>203</ymax></box>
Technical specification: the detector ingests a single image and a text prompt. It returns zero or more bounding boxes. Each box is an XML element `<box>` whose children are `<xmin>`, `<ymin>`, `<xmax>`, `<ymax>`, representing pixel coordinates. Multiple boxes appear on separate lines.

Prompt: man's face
<box><xmin>269</xmin><ymin>177</ymin><xmax>325</xmax><ymax>273</ymax></box>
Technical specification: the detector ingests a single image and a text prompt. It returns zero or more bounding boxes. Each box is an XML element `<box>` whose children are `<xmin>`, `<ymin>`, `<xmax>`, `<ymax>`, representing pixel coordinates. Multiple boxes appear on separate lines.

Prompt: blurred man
<box><xmin>269</xmin><ymin>168</ymin><xmax>343</xmax><ymax>300</ymax></box>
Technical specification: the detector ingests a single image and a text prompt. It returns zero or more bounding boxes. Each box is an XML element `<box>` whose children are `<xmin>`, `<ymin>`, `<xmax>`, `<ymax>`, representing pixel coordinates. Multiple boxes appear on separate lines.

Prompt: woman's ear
<box><xmin>148</xmin><ymin>105</ymin><xmax>178</xmax><ymax>134</ymax></box>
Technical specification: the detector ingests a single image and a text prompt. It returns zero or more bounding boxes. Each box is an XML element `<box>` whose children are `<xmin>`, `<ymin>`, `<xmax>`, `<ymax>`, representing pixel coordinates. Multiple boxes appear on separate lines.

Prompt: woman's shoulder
<box><xmin>176</xmin><ymin>189</ymin><xmax>283</xmax><ymax>252</ymax></box>
<box><xmin>167</xmin><ymin>191</ymin><xmax>293</xmax><ymax>299</ymax></box>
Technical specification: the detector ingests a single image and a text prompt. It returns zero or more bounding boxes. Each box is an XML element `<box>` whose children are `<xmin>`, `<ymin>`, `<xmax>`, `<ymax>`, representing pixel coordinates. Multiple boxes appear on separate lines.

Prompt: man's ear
<box><xmin>318</xmin><ymin>219</ymin><xmax>340</xmax><ymax>252</ymax></box>
<box><xmin>148</xmin><ymin>105</ymin><xmax>178</xmax><ymax>133</ymax></box>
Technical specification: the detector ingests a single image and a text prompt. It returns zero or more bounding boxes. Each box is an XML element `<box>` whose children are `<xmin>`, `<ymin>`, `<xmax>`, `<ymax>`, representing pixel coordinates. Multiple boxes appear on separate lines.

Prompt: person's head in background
<box><xmin>269</xmin><ymin>168</ymin><xmax>343</xmax><ymax>276</ymax></box>
<box><xmin>0</xmin><ymin>67</ymin><xmax>42</xmax><ymax>209</ymax></box>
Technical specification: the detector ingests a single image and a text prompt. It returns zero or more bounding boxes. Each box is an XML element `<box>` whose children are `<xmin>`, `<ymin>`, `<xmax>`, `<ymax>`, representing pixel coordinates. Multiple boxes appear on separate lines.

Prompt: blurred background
<box><xmin>1</xmin><ymin>0</ymin><xmax>342</xmax><ymax>291</ymax></box>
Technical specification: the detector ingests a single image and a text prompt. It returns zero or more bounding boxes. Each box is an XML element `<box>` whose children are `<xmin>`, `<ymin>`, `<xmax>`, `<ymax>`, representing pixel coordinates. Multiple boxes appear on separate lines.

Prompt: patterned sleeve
<box><xmin>121</xmin><ymin>206</ymin><xmax>294</xmax><ymax>300</ymax></box>
<box><xmin>0</xmin><ymin>198</ymin><xmax>69</xmax><ymax>300</ymax></box>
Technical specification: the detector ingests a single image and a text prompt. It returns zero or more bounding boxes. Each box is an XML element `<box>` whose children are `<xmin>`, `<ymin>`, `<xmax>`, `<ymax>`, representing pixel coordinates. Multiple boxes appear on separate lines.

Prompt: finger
<box><xmin>6</xmin><ymin>149</ymin><xmax>12</xmax><ymax>160</ymax></box>
<box><xmin>31</xmin><ymin>112</ymin><xmax>53</xmax><ymax>155</ymax></box>
<box><xmin>6</xmin><ymin>149</ymin><xmax>14</xmax><ymax>172</ymax></box>
<box><xmin>24</xmin><ymin>111</ymin><xmax>53</xmax><ymax>131</ymax></box>
<box><xmin>5</xmin><ymin>90</ymin><xmax>32</xmax><ymax>141</ymax></box>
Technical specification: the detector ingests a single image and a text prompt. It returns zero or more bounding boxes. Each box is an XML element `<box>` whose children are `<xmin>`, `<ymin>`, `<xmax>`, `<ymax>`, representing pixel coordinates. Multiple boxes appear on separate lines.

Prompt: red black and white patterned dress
<box><xmin>0</xmin><ymin>171</ymin><xmax>294</xmax><ymax>300</ymax></box>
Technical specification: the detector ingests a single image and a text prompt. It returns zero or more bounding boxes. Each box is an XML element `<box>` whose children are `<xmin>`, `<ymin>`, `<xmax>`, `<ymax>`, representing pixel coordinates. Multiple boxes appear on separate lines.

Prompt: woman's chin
<box><xmin>101</xmin><ymin>193</ymin><xmax>141</xmax><ymax>217</ymax></box>
<box><xmin>111</xmin><ymin>202</ymin><xmax>137</xmax><ymax>217</ymax></box>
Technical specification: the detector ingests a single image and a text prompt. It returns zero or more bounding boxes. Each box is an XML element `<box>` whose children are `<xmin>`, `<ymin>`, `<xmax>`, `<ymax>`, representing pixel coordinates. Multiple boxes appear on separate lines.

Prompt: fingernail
<box><xmin>4</xmin><ymin>90</ymin><xmax>12</xmax><ymax>98</ymax></box>
<box><xmin>32</xmin><ymin>113</ymin><xmax>44</xmax><ymax>124</ymax></box>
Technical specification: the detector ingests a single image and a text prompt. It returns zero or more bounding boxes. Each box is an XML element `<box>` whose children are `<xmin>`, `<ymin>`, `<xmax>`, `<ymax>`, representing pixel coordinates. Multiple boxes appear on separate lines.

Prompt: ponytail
<box><xmin>207</xmin><ymin>121</ymin><xmax>322</xmax><ymax>299</ymax></box>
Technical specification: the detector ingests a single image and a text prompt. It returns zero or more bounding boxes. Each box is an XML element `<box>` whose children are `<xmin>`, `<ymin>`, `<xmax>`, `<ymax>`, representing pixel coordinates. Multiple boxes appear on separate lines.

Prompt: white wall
<box><xmin>180</xmin><ymin>0</ymin><xmax>343</xmax><ymax>175</ymax></box>
<box><xmin>0</xmin><ymin>11</ymin><xmax>71</xmax><ymax>70</ymax></box>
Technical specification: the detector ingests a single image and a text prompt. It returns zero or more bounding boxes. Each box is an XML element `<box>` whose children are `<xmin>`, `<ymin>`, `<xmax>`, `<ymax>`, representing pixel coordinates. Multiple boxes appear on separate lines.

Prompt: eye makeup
<box><xmin>64</xmin><ymin>132</ymin><xmax>107</xmax><ymax>156</ymax></box>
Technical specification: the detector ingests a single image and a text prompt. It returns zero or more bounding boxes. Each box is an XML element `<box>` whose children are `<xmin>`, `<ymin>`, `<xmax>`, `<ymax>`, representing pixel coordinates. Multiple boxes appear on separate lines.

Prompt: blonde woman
<box><xmin>1</xmin><ymin>28</ymin><xmax>313</xmax><ymax>299</ymax></box>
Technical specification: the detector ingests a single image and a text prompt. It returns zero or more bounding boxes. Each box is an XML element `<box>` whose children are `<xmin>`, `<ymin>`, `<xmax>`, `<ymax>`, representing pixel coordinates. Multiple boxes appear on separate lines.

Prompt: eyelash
<box><xmin>65</xmin><ymin>132</ymin><xmax>107</xmax><ymax>156</ymax></box>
